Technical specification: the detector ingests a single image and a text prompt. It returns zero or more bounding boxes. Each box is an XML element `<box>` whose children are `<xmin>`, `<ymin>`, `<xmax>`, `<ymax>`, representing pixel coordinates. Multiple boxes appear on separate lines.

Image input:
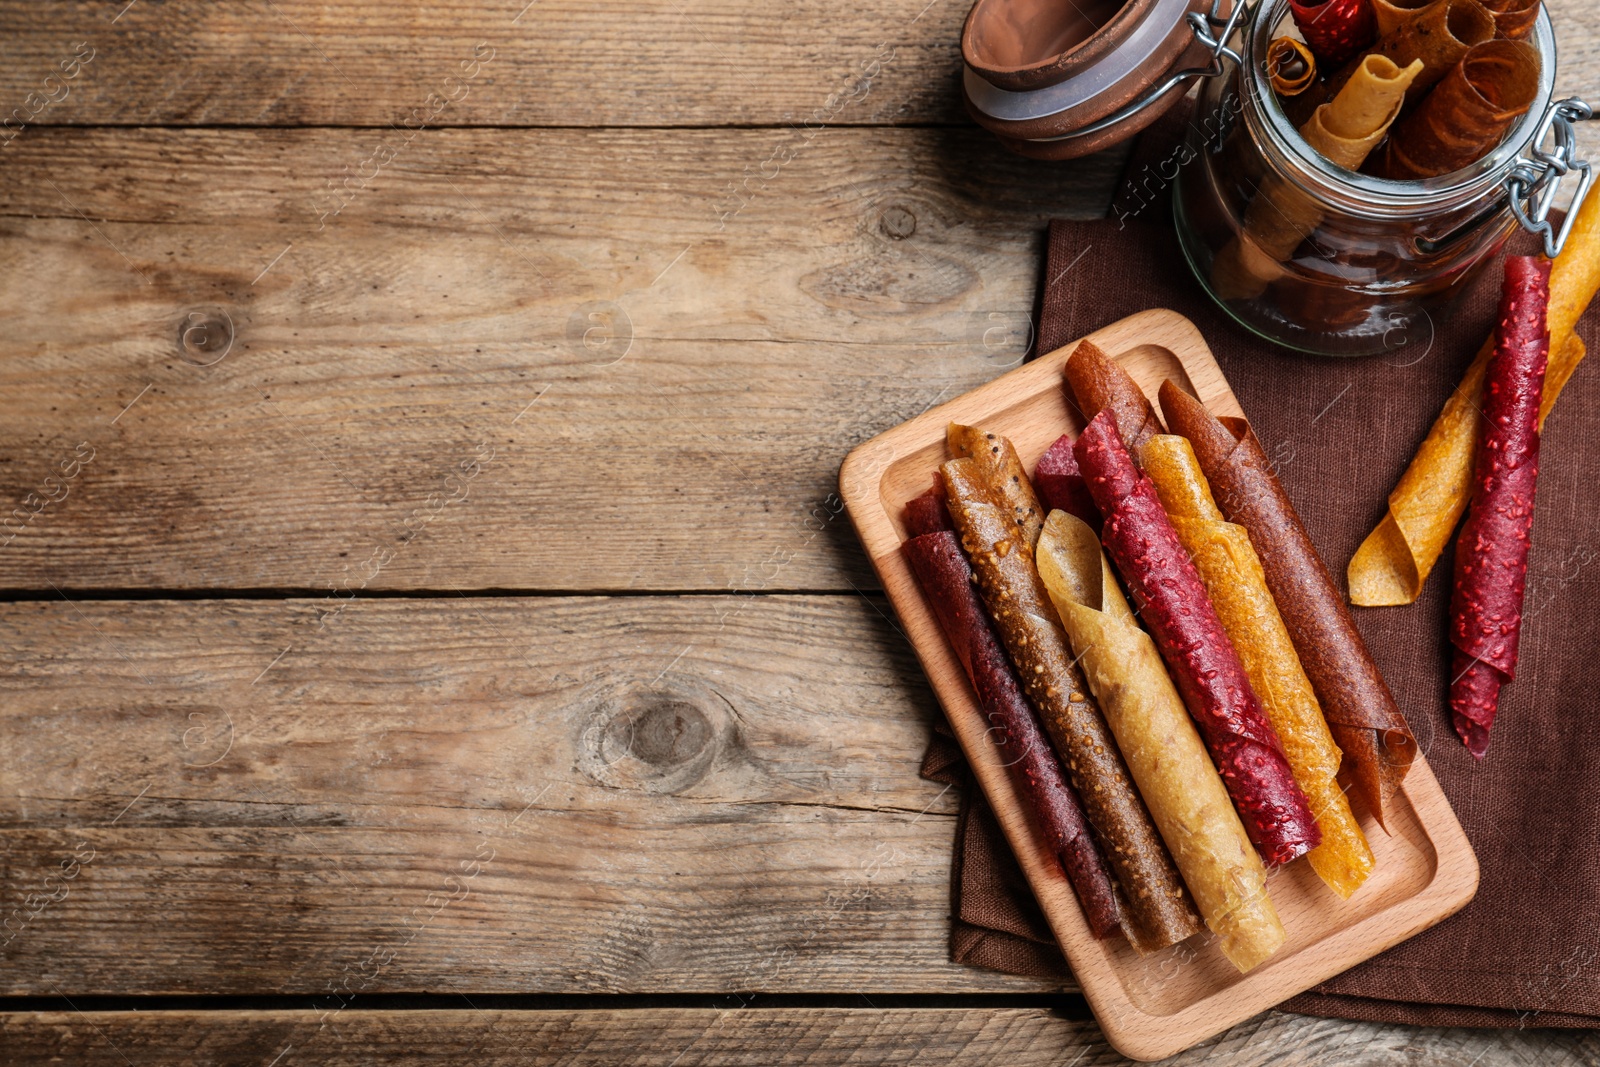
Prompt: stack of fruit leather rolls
<box><xmin>1161</xmin><ymin>383</ymin><xmax>1417</xmax><ymax>826</ymax></box>
<box><xmin>942</xmin><ymin>455</ymin><xmax>1203</xmax><ymax>951</ymax></box>
<box><xmin>900</xmin><ymin>483</ymin><xmax>1123</xmax><ymax>936</ymax></box>
<box><xmin>1036</xmin><ymin>509</ymin><xmax>1286</xmax><ymax>972</ymax></box>
<box><xmin>1075</xmin><ymin>411</ymin><xmax>1322</xmax><ymax>866</ymax></box>
<box><xmin>1141</xmin><ymin>435</ymin><xmax>1375</xmax><ymax>899</ymax></box>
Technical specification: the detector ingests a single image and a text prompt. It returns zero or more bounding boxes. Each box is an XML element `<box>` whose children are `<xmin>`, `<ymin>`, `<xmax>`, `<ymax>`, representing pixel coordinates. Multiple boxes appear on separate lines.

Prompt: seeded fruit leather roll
<box><xmin>1035</xmin><ymin>509</ymin><xmax>1287</xmax><ymax>972</ymax></box>
<box><xmin>899</xmin><ymin>485</ymin><xmax>1123</xmax><ymax>937</ymax></box>
<box><xmin>948</xmin><ymin>423</ymin><xmax>1045</xmax><ymax>547</ymax></box>
<box><xmin>1075</xmin><ymin>411</ymin><xmax>1321</xmax><ymax>867</ymax></box>
<box><xmin>1142</xmin><ymin>435</ymin><xmax>1376</xmax><ymax>899</ymax></box>
<box><xmin>1449</xmin><ymin>257</ymin><xmax>1551</xmax><ymax>757</ymax></box>
<box><xmin>942</xmin><ymin>456</ymin><xmax>1203</xmax><ymax>951</ymax></box>
<box><xmin>1161</xmin><ymin>383</ymin><xmax>1418</xmax><ymax>828</ymax></box>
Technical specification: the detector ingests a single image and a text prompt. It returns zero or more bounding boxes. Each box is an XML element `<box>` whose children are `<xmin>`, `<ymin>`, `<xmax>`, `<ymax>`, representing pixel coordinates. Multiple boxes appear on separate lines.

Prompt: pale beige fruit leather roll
<box><xmin>1212</xmin><ymin>54</ymin><xmax>1423</xmax><ymax>301</ymax></box>
<box><xmin>1035</xmin><ymin>509</ymin><xmax>1286</xmax><ymax>973</ymax></box>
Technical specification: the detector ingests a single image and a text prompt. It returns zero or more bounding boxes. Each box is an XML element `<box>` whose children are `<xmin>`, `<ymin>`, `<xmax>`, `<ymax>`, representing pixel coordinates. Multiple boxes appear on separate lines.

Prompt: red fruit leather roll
<box><xmin>1074</xmin><ymin>411</ymin><xmax>1322</xmax><ymax>866</ymax></box>
<box><xmin>903</xmin><ymin>481</ymin><xmax>953</xmax><ymax>538</ymax></box>
<box><xmin>903</xmin><ymin>527</ymin><xmax>1122</xmax><ymax>937</ymax></box>
<box><xmin>1291</xmin><ymin>0</ymin><xmax>1379</xmax><ymax>66</ymax></box>
<box><xmin>1033</xmin><ymin>434</ymin><xmax>1100</xmax><ymax>529</ymax></box>
<box><xmin>1449</xmin><ymin>256</ymin><xmax>1551</xmax><ymax>758</ymax></box>
<box><xmin>1160</xmin><ymin>382</ymin><xmax>1417</xmax><ymax>827</ymax></box>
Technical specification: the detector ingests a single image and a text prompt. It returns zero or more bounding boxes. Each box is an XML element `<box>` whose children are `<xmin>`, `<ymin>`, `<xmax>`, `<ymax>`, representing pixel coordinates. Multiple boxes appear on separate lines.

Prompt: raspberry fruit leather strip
<box><xmin>1449</xmin><ymin>256</ymin><xmax>1551</xmax><ymax>758</ymax></box>
<box><xmin>1161</xmin><ymin>383</ymin><xmax>1417</xmax><ymax>827</ymax></box>
<box><xmin>943</xmin><ymin>456</ymin><xmax>1203</xmax><ymax>951</ymax></box>
<box><xmin>1142</xmin><ymin>435</ymin><xmax>1375</xmax><ymax>898</ymax></box>
<box><xmin>1036</xmin><ymin>510</ymin><xmax>1286</xmax><ymax>972</ymax></box>
<box><xmin>1034</xmin><ymin>434</ymin><xmax>1100</xmax><ymax>530</ymax></box>
<box><xmin>1291</xmin><ymin>0</ymin><xmax>1378</xmax><ymax>66</ymax></box>
<box><xmin>1075</xmin><ymin>412</ymin><xmax>1321</xmax><ymax>866</ymax></box>
<box><xmin>902</xmin><ymin>520</ymin><xmax>1122</xmax><ymax>937</ymax></box>
<box><xmin>948</xmin><ymin>423</ymin><xmax>1045</xmax><ymax>548</ymax></box>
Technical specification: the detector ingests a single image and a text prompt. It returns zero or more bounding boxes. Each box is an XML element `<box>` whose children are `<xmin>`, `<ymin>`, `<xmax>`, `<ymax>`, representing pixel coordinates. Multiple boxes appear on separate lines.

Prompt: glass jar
<box><xmin>1172</xmin><ymin>0</ymin><xmax>1592</xmax><ymax>356</ymax></box>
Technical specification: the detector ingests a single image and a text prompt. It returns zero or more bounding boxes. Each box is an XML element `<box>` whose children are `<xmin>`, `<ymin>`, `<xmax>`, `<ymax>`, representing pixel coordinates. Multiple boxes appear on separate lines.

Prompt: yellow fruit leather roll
<box><xmin>1142</xmin><ymin>436</ymin><xmax>1376</xmax><ymax>900</ymax></box>
<box><xmin>1035</xmin><ymin>509</ymin><xmax>1286</xmax><ymax>973</ymax></box>
<box><xmin>1348</xmin><ymin>189</ymin><xmax>1600</xmax><ymax>606</ymax></box>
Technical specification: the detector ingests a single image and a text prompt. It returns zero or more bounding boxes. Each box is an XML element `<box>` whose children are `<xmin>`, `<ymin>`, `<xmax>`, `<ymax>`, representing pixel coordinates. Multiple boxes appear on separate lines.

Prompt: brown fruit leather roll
<box><xmin>1449</xmin><ymin>256</ymin><xmax>1551</xmax><ymax>757</ymax></box>
<box><xmin>1322</xmin><ymin>0</ymin><xmax>1496</xmax><ymax>105</ymax></box>
<box><xmin>1033</xmin><ymin>434</ymin><xmax>1100</xmax><ymax>530</ymax></box>
<box><xmin>1063</xmin><ymin>341</ymin><xmax>1163</xmax><ymax>455</ymax></box>
<box><xmin>948</xmin><ymin>423</ymin><xmax>1045</xmax><ymax>548</ymax></box>
<box><xmin>1160</xmin><ymin>382</ymin><xmax>1417</xmax><ymax>827</ymax></box>
<box><xmin>1373</xmin><ymin>39</ymin><xmax>1540</xmax><ymax>180</ymax></box>
<box><xmin>942</xmin><ymin>456</ymin><xmax>1203</xmax><ymax>951</ymax></box>
<box><xmin>1481</xmin><ymin>0</ymin><xmax>1539</xmax><ymax>39</ymax></box>
<box><xmin>1074</xmin><ymin>412</ymin><xmax>1321</xmax><ymax>867</ymax></box>
<box><xmin>903</xmin><ymin>523</ymin><xmax>1123</xmax><ymax>937</ymax></box>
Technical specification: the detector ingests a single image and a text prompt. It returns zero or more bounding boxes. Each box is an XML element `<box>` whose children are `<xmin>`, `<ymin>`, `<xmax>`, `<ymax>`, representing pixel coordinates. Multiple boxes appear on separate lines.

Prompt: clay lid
<box><xmin>963</xmin><ymin>0</ymin><xmax>1227</xmax><ymax>159</ymax></box>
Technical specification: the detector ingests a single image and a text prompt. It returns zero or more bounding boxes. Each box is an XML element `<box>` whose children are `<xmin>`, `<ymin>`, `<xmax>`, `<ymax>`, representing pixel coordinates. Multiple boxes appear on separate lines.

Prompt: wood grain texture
<box><xmin>1</xmin><ymin>1007</ymin><xmax>1596</xmax><ymax>1065</ymax></box>
<box><xmin>0</xmin><ymin>126</ymin><xmax>1121</xmax><ymax>593</ymax></box>
<box><xmin>841</xmin><ymin>312</ymin><xmax>1478</xmax><ymax>1060</ymax></box>
<box><xmin>0</xmin><ymin>1</ymin><xmax>1592</xmax><ymax>128</ymax></box>
<box><xmin>0</xmin><ymin>594</ymin><xmax>1064</xmax><ymax>995</ymax></box>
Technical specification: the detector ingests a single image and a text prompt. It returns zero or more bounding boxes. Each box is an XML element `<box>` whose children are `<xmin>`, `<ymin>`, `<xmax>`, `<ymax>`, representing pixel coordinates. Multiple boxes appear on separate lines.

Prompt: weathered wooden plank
<box><xmin>0</xmin><ymin>1</ymin><xmax>1594</xmax><ymax>128</ymax></box>
<box><xmin>0</xmin><ymin>595</ymin><xmax>1071</xmax><ymax>995</ymax></box>
<box><xmin>1</xmin><ymin>1007</ymin><xmax>1596</xmax><ymax>1065</ymax></box>
<box><xmin>0</xmin><ymin>126</ymin><xmax>1120</xmax><ymax>593</ymax></box>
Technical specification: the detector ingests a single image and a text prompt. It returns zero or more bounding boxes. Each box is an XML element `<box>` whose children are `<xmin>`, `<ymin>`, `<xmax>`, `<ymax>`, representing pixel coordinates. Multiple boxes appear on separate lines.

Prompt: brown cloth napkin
<box><xmin>922</xmin><ymin>106</ymin><xmax>1600</xmax><ymax>1028</ymax></box>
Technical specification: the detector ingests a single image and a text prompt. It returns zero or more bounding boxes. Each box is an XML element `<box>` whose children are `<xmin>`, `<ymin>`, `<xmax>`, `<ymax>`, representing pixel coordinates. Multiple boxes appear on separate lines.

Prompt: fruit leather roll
<box><xmin>1482</xmin><ymin>0</ymin><xmax>1538</xmax><ymax>39</ymax></box>
<box><xmin>1063</xmin><ymin>341</ymin><xmax>1162</xmax><ymax>455</ymax></box>
<box><xmin>1035</xmin><ymin>510</ymin><xmax>1286</xmax><ymax>972</ymax></box>
<box><xmin>1290</xmin><ymin>0</ymin><xmax>1377</xmax><ymax>66</ymax></box>
<box><xmin>1142</xmin><ymin>435</ymin><xmax>1375</xmax><ymax>899</ymax></box>
<box><xmin>947</xmin><ymin>423</ymin><xmax>1045</xmax><ymax>547</ymax></box>
<box><xmin>901</xmin><ymin>520</ymin><xmax>1122</xmax><ymax>937</ymax></box>
<box><xmin>1074</xmin><ymin>412</ymin><xmax>1321</xmax><ymax>867</ymax></box>
<box><xmin>1371</xmin><ymin>0</ymin><xmax>1433</xmax><ymax>35</ymax></box>
<box><xmin>1373</xmin><ymin>40</ymin><xmax>1539</xmax><ymax>180</ymax></box>
<box><xmin>1322</xmin><ymin>0</ymin><xmax>1495</xmax><ymax>105</ymax></box>
<box><xmin>1269</xmin><ymin>36</ymin><xmax>1320</xmax><ymax>96</ymax></box>
<box><xmin>1033</xmin><ymin>434</ymin><xmax>1100</xmax><ymax>530</ymax></box>
<box><xmin>942</xmin><ymin>456</ymin><xmax>1203</xmax><ymax>951</ymax></box>
<box><xmin>1214</xmin><ymin>55</ymin><xmax>1423</xmax><ymax>301</ymax></box>
<box><xmin>1450</xmin><ymin>256</ymin><xmax>1551</xmax><ymax>757</ymax></box>
<box><xmin>1347</xmin><ymin>190</ymin><xmax>1599</xmax><ymax>606</ymax></box>
<box><xmin>1160</xmin><ymin>383</ymin><xmax>1418</xmax><ymax>827</ymax></box>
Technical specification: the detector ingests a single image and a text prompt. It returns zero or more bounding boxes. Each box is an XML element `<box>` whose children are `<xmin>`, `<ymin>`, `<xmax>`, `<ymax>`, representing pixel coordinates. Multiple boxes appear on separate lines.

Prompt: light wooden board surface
<box><xmin>842</xmin><ymin>312</ymin><xmax>1477</xmax><ymax>1060</ymax></box>
<box><xmin>1</xmin><ymin>1008</ymin><xmax>1595</xmax><ymax>1065</ymax></box>
<box><xmin>0</xmin><ymin>1</ymin><xmax>1592</xmax><ymax>127</ymax></box>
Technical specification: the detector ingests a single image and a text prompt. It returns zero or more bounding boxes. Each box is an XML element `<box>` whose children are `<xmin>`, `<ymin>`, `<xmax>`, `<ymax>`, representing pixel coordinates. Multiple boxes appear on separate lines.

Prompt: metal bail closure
<box><xmin>1507</xmin><ymin>97</ymin><xmax>1595</xmax><ymax>259</ymax></box>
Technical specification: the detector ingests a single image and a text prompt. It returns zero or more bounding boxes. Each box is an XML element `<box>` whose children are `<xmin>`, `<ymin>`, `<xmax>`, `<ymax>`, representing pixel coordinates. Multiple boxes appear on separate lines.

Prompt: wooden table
<box><xmin>1</xmin><ymin>3</ymin><xmax>1597</xmax><ymax>1063</ymax></box>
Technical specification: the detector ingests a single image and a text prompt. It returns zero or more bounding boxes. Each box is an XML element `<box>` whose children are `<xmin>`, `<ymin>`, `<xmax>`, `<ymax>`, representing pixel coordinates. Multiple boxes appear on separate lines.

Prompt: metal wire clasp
<box><xmin>1507</xmin><ymin>97</ymin><xmax>1594</xmax><ymax>259</ymax></box>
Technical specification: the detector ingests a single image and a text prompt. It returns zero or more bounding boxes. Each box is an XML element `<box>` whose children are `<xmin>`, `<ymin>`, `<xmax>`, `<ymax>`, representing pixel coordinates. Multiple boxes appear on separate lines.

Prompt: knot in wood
<box><xmin>578</xmin><ymin>686</ymin><xmax>732</xmax><ymax>794</ymax></box>
<box><xmin>879</xmin><ymin>204</ymin><xmax>916</xmax><ymax>240</ymax></box>
<box><xmin>177</xmin><ymin>307</ymin><xmax>236</xmax><ymax>366</ymax></box>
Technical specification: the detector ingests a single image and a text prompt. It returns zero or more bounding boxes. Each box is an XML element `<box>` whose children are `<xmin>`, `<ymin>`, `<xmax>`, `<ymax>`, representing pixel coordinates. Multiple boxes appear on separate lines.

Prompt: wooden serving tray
<box><xmin>838</xmin><ymin>309</ymin><xmax>1479</xmax><ymax>1061</ymax></box>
